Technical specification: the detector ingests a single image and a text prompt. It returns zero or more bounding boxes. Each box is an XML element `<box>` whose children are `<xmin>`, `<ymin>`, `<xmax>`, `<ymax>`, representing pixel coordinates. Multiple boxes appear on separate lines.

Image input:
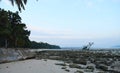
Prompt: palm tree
<box><xmin>9</xmin><ymin>0</ymin><xmax>27</xmax><ymax>12</ymax></box>
<box><xmin>0</xmin><ymin>0</ymin><xmax>27</xmax><ymax>12</ymax></box>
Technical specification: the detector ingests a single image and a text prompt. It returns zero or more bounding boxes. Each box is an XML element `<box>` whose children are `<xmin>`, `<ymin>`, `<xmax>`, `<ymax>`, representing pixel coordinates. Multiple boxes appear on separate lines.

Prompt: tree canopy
<box><xmin>0</xmin><ymin>9</ymin><xmax>61</xmax><ymax>49</ymax></box>
<box><xmin>30</xmin><ymin>41</ymin><xmax>61</xmax><ymax>49</ymax></box>
<box><xmin>0</xmin><ymin>8</ymin><xmax>30</xmax><ymax>48</ymax></box>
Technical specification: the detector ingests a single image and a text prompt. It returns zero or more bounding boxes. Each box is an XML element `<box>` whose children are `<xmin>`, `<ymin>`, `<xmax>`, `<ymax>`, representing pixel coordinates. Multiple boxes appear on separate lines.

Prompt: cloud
<box><xmin>28</xmin><ymin>25</ymin><xmax>96</xmax><ymax>40</ymax></box>
<box><xmin>27</xmin><ymin>25</ymin><xmax>73</xmax><ymax>36</ymax></box>
<box><xmin>27</xmin><ymin>24</ymin><xmax>120</xmax><ymax>42</ymax></box>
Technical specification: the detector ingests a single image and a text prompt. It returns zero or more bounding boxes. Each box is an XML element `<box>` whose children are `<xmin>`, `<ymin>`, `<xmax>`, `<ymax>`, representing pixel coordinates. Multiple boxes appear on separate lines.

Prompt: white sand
<box><xmin>0</xmin><ymin>59</ymin><xmax>77</xmax><ymax>73</ymax></box>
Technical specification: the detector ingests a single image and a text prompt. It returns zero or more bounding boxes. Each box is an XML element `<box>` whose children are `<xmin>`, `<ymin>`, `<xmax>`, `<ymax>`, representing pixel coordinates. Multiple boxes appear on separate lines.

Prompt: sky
<box><xmin>0</xmin><ymin>0</ymin><xmax>120</xmax><ymax>48</ymax></box>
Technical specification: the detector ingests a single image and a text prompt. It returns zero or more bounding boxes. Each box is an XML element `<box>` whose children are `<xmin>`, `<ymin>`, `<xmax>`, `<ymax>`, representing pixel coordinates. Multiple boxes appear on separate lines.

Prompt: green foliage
<box><xmin>30</xmin><ymin>41</ymin><xmax>61</xmax><ymax>49</ymax></box>
<box><xmin>0</xmin><ymin>0</ymin><xmax>28</xmax><ymax>12</ymax></box>
<box><xmin>0</xmin><ymin>8</ymin><xmax>61</xmax><ymax>49</ymax></box>
<box><xmin>0</xmin><ymin>8</ymin><xmax>30</xmax><ymax>48</ymax></box>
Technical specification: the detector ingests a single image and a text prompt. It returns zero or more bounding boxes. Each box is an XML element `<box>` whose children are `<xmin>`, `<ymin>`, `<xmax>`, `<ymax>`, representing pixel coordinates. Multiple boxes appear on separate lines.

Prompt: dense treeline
<box><xmin>30</xmin><ymin>41</ymin><xmax>61</xmax><ymax>49</ymax></box>
<box><xmin>0</xmin><ymin>8</ymin><xmax>30</xmax><ymax>48</ymax></box>
<box><xmin>0</xmin><ymin>9</ymin><xmax>61</xmax><ymax>49</ymax></box>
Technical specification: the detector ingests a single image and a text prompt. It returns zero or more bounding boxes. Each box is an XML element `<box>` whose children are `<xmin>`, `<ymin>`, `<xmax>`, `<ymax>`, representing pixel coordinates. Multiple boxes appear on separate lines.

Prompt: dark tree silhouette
<box><xmin>0</xmin><ymin>8</ymin><xmax>30</xmax><ymax>48</ymax></box>
<box><xmin>0</xmin><ymin>0</ymin><xmax>27</xmax><ymax>12</ymax></box>
<box><xmin>9</xmin><ymin>0</ymin><xmax>27</xmax><ymax>11</ymax></box>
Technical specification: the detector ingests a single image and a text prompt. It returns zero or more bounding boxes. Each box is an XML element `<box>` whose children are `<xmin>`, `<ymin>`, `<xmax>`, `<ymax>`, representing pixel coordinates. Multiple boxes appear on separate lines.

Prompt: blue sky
<box><xmin>0</xmin><ymin>0</ymin><xmax>120</xmax><ymax>48</ymax></box>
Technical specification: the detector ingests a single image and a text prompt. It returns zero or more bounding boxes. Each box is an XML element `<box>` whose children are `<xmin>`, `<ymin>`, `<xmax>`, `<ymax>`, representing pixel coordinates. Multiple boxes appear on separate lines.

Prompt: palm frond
<box><xmin>9</xmin><ymin>0</ymin><xmax>14</xmax><ymax>6</ymax></box>
<box><xmin>23</xmin><ymin>0</ymin><xmax>27</xmax><ymax>5</ymax></box>
<box><xmin>9</xmin><ymin>0</ymin><xmax>27</xmax><ymax>12</ymax></box>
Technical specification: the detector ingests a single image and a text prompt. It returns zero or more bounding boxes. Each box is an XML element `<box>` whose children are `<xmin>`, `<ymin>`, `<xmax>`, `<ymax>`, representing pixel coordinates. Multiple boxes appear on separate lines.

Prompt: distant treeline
<box><xmin>30</xmin><ymin>41</ymin><xmax>61</xmax><ymax>49</ymax></box>
<box><xmin>0</xmin><ymin>8</ymin><xmax>60</xmax><ymax>49</ymax></box>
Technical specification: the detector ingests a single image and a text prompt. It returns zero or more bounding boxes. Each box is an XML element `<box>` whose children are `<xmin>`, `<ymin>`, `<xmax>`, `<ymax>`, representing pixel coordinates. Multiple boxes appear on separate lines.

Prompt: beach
<box><xmin>0</xmin><ymin>59</ymin><xmax>79</xmax><ymax>73</ymax></box>
<box><xmin>0</xmin><ymin>49</ymin><xmax>120</xmax><ymax>73</ymax></box>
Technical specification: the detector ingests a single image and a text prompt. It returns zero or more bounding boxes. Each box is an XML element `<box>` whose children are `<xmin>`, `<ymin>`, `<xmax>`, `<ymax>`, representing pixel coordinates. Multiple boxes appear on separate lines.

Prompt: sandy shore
<box><xmin>0</xmin><ymin>59</ymin><xmax>78</xmax><ymax>73</ymax></box>
<box><xmin>1</xmin><ymin>59</ymin><xmax>119</xmax><ymax>73</ymax></box>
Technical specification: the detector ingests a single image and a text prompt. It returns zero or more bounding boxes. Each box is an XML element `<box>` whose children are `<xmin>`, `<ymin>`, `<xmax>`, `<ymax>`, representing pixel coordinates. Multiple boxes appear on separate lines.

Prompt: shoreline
<box><xmin>0</xmin><ymin>48</ymin><xmax>120</xmax><ymax>73</ymax></box>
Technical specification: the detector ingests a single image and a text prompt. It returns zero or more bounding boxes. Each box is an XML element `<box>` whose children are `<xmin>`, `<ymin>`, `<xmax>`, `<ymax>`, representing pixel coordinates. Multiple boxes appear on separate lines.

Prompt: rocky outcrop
<box><xmin>0</xmin><ymin>48</ymin><xmax>35</xmax><ymax>63</ymax></box>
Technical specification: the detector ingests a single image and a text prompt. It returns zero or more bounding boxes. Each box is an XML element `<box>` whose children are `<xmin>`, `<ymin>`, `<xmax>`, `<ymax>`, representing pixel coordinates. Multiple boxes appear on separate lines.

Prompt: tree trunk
<box><xmin>15</xmin><ymin>39</ymin><xmax>17</xmax><ymax>48</ymax></box>
<box><xmin>5</xmin><ymin>39</ymin><xmax>8</xmax><ymax>48</ymax></box>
